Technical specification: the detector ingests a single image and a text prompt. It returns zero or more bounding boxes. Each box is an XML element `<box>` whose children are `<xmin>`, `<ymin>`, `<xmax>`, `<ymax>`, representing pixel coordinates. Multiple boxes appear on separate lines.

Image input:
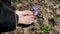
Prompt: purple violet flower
<box><xmin>32</xmin><ymin>6</ymin><xmax>38</xmax><ymax>15</ymax></box>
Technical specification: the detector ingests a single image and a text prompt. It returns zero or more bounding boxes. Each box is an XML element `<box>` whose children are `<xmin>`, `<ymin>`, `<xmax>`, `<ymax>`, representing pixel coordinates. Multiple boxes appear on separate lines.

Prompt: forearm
<box><xmin>0</xmin><ymin>5</ymin><xmax>17</xmax><ymax>32</ymax></box>
<box><xmin>15</xmin><ymin>10</ymin><xmax>22</xmax><ymax>24</ymax></box>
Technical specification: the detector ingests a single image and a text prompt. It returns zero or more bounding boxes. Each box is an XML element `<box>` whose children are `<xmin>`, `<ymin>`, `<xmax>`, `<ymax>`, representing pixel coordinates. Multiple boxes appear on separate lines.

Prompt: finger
<box><xmin>27</xmin><ymin>21</ymin><xmax>34</xmax><ymax>24</ymax></box>
<box><xmin>24</xmin><ymin>10</ymin><xmax>33</xmax><ymax>14</ymax></box>
<box><xmin>28</xmin><ymin>12</ymin><xmax>34</xmax><ymax>15</ymax></box>
<box><xmin>28</xmin><ymin>18</ymin><xmax>34</xmax><ymax>22</ymax></box>
<box><xmin>27</xmin><ymin>16</ymin><xmax>34</xmax><ymax>18</ymax></box>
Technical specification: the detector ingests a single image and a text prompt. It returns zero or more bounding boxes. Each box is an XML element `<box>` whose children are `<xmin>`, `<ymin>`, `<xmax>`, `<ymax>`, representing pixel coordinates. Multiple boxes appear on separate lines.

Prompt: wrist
<box><xmin>15</xmin><ymin>10</ymin><xmax>24</xmax><ymax>24</ymax></box>
<box><xmin>15</xmin><ymin>10</ymin><xmax>20</xmax><ymax>24</ymax></box>
<box><xmin>15</xmin><ymin>10</ymin><xmax>19</xmax><ymax>16</ymax></box>
<box><xmin>15</xmin><ymin>10</ymin><xmax>23</xmax><ymax>16</ymax></box>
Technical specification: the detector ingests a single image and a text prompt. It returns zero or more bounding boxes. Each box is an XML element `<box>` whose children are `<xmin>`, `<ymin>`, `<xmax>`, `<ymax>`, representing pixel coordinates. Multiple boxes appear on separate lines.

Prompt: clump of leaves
<box><xmin>33</xmin><ymin>25</ymin><xmax>40</xmax><ymax>30</ymax></box>
<box><xmin>54</xmin><ymin>15</ymin><xmax>60</xmax><ymax>18</ymax></box>
<box><xmin>41</xmin><ymin>24</ymin><xmax>51</xmax><ymax>34</ymax></box>
<box><xmin>40</xmin><ymin>19</ymin><xmax>44</xmax><ymax>24</ymax></box>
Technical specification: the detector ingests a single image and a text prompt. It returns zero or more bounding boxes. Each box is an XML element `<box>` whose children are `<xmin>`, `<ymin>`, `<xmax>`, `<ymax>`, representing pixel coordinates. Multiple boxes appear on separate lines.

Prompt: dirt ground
<box><xmin>2</xmin><ymin>0</ymin><xmax>60</xmax><ymax>34</ymax></box>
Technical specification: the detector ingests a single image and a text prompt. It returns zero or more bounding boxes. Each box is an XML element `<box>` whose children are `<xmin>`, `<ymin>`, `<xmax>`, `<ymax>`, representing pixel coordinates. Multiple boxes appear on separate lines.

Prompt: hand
<box><xmin>15</xmin><ymin>10</ymin><xmax>34</xmax><ymax>24</ymax></box>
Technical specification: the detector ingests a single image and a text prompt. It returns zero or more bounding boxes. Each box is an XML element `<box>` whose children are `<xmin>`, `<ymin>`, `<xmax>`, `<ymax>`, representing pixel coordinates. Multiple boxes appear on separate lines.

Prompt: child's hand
<box><xmin>15</xmin><ymin>10</ymin><xmax>34</xmax><ymax>24</ymax></box>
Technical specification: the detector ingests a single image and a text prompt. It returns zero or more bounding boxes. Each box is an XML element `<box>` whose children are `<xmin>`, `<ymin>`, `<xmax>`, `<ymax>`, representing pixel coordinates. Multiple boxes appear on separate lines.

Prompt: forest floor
<box><xmin>2</xmin><ymin>0</ymin><xmax>60</xmax><ymax>34</ymax></box>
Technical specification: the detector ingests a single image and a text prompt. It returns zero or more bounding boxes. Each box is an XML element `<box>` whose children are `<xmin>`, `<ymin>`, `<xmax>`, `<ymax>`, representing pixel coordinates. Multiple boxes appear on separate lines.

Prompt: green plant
<box><xmin>33</xmin><ymin>25</ymin><xmax>40</xmax><ymax>30</ymax></box>
<box><xmin>41</xmin><ymin>24</ymin><xmax>51</xmax><ymax>34</ymax></box>
<box><xmin>40</xmin><ymin>19</ymin><xmax>44</xmax><ymax>24</ymax></box>
<box><xmin>54</xmin><ymin>15</ymin><xmax>59</xmax><ymax>18</ymax></box>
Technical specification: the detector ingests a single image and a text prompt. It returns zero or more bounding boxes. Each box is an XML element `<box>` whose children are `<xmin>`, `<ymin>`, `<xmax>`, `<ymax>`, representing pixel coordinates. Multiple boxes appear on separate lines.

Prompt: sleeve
<box><xmin>0</xmin><ymin>5</ymin><xmax>18</xmax><ymax>32</ymax></box>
